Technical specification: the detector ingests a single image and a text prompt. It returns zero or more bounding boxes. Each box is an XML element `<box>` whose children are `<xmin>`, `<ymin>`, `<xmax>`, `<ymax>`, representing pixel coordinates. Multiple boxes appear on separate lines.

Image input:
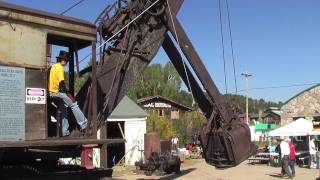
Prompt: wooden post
<box><xmin>117</xmin><ymin>123</ymin><xmax>125</xmax><ymax>139</ymax></box>
<box><xmin>91</xmin><ymin>42</ymin><xmax>97</xmax><ymax>137</ymax></box>
<box><xmin>100</xmin><ymin>125</ymin><xmax>108</xmax><ymax>168</ymax></box>
<box><xmin>45</xmin><ymin>44</ymin><xmax>52</xmax><ymax>138</ymax></box>
<box><xmin>74</xmin><ymin>42</ymin><xmax>80</xmax><ymax>74</ymax></box>
<box><xmin>241</xmin><ymin>72</ymin><xmax>252</xmax><ymax>125</ymax></box>
<box><xmin>69</xmin><ymin>46</ymin><xmax>75</xmax><ymax>95</ymax></box>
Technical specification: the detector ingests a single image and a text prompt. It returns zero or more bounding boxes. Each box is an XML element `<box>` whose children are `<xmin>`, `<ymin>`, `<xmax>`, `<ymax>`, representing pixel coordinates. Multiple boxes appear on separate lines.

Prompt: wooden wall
<box><xmin>25</xmin><ymin>68</ymin><xmax>46</xmax><ymax>140</ymax></box>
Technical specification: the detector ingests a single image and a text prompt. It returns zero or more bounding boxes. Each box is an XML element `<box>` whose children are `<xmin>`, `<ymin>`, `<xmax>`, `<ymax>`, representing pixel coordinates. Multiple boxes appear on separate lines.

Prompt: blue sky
<box><xmin>3</xmin><ymin>0</ymin><xmax>320</xmax><ymax>103</ymax></box>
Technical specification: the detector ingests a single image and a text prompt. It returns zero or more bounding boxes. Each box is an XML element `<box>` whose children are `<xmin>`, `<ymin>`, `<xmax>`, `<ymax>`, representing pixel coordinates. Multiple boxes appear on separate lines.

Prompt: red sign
<box><xmin>27</xmin><ymin>89</ymin><xmax>44</xmax><ymax>96</ymax></box>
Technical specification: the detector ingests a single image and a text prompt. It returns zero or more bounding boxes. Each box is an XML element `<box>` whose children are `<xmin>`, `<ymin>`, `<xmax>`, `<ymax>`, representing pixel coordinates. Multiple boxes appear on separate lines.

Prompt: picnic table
<box><xmin>248</xmin><ymin>151</ymin><xmax>310</xmax><ymax>167</ymax></box>
<box><xmin>248</xmin><ymin>152</ymin><xmax>275</xmax><ymax>165</ymax></box>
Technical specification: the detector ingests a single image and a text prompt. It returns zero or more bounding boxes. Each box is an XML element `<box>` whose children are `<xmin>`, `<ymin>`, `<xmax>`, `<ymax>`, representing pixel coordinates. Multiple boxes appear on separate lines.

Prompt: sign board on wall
<box><xmin>0</xmin><ymin>66</ymin><xmax>25</xmax><ymax>141</ymax></box>
<box><xmin>143</xmin><ymin>102</ymin><xmax>172</xmax><ymax>108</ymax></box>
<box><xmin>26</xmin><ymin>88</ymin><xmax>46</xmax><ymax>104</ymax></box>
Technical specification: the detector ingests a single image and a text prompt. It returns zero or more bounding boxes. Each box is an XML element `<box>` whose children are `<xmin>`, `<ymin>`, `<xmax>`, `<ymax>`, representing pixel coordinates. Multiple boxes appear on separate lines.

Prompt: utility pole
<box><xmin>241</xmin><ymin>71</ymin><xmax>252</xmax><ymax>125</ymax></box>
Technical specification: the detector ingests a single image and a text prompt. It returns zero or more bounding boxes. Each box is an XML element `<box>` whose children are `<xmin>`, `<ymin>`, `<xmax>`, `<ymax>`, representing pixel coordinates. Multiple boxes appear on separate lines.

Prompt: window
<box><xmin>158</xmin><ymin>110</ymin><xmax>164</xmax><ymax>117</ymax></box>
<box><xmin>313</xmin><ymin>116</ymin><xmax>320</xmax><ymax>131</ymax></box>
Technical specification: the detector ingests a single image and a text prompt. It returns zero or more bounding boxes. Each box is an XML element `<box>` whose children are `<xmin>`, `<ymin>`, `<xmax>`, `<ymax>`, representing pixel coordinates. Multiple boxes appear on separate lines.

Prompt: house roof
<box><xmin>137</xmin><ymin>95</ymin><xmax>192</xmax><ymax>112</ymax></box>
<box><xmin>271</xmin><ymin>110</ymin><xmax>282</xmax><ymax>116</ymax></box>
<box><xmin>264</xmin><ymin>107</ymin><xmax>282</xmax><ymax>116</ymax></box>
<box><xmin>249</xmin><ymin>112</ymin><xmax>280</xmax><ymax>119</ymax></box>
<box><xmin>0</xmin><ymin>1</ymin><xmax>95</xmax><ymax>27</ymax></box>
<box><xmin>0</xmin><ymin>2</ymin><xmax>96</xmax><ymax>49</ymax></box>
<box><xmin>250</xmin><ymin>113</ymin><xmax>268</xmax><ymax>118</ymax></box>
<box><xmin>268</xmin><ymin>107</ymin><xmax>280</xmax><ymax>110</ymax></box>
<box><xmin>282</xmin><ymin>84</ymin><xmax>320</xmax><ymax>106</ymax></box>
<box><xmin>108</xmin><ymin>96</ymin><xmax>149</xmax><ymax>119</ymax></box>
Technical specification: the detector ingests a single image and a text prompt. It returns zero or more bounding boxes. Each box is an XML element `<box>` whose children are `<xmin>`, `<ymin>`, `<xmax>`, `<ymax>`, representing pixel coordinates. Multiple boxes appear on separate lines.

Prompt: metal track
<box><xmin>0</xmin><ymin>164</ymin><xmax>113</xmax><ymax>179</ymax></box>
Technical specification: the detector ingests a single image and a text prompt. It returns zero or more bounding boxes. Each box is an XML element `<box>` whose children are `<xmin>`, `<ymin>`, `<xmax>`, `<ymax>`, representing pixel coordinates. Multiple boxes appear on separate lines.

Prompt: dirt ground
<box><xmin>112</xmin><ymin>159</ymin><xmax>319</xmax><ymax>180</ymax></box>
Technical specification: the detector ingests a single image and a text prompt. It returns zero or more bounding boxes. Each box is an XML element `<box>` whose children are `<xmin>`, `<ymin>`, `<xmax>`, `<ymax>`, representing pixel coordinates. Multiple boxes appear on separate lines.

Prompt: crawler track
<box><xmin>0</xmin><ymin>164</ymin><xmax>112</xmax><ymax>180</ymax></box>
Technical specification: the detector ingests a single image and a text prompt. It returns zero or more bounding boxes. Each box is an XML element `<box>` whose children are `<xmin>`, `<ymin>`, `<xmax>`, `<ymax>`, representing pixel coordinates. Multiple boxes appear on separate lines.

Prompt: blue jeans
<box><xmin>281</xmin><ymin>155</ymin><xmax>292</xmax><ymax>177</ymax></box>
<box><xmin>49</xmin><ymin>92</ymin><xmax>88</xmax><ymax>136</ymax></box>
<box><xmin>289</xmin><ymin>159</ymin><xmax>295</xmax><ymax>176</ymax></box>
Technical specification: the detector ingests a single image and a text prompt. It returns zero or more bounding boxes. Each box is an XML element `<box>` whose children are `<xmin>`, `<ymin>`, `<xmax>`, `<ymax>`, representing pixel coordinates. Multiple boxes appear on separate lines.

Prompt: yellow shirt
<box><xmin>49</xmin><ymin>63</ymin><xmax>64</xmax><ymax>93</ymax></box>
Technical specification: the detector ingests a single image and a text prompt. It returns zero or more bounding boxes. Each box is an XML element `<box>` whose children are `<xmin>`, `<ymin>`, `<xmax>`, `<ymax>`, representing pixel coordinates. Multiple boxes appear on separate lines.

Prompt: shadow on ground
<box><xmin>159</xmin><ymin>168</ymin><xmax>196</xmax><ymax>180</ymax></box>
<box><xmin>132</xmin><ymin>168</ymin><xmax>196</xmax><ymax>180</ymax></box>
<box><xmin>267</xmin><ymin>173</ymin><xmax>282</xmax><ymax>178</ymax></box>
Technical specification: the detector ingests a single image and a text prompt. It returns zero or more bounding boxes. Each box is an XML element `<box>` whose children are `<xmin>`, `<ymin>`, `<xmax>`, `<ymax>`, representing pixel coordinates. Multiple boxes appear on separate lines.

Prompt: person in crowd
<box><xmin>309</xmin><ymin>136</ymin><xmax>317</xmax><ymax>168</ymax></box>
<box><xmin>280</xmin><ymin>137</ymin><xmax>293</xmax><ymax>178</ymax></box>
<box><xmin>287</xmin><ymin>138</ymin><xmax>296</xmax><ymax>177</ymax></box>
<box><xmin>173</xmin><ymin>136</ymin><xmax>179</xmax><ymax>148</ymax></box>
<box><xmin>275</xmin><ymin>139</ymin><xmax>281</xmax><ymax>154</ymax></box>
<box><xmin>188</xmin><ymin>143</ymin><xmax>193</xmax><ymax>154</ymax></box>
<box><xmin>187</xmin><ymin>143</ymin><xmax>193</xmax><ymax>159</ymax></box>
<box><xmin>48</xmin><ymin>51</ymin><xmax>88</xmax><ymax>136</ymax></box>
<box><xmin>274</xmin><ymin>139</ymin><xmax>282</xmax><ymax>165</ymax></box>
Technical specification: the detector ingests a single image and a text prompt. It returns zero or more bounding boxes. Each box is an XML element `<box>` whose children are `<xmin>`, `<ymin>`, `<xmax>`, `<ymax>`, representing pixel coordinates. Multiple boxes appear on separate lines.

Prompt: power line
<box><xmin>234</xmin><ymin>82</ymin><xmax>320</xmax><ymax>93</ymax></box>
<box><xmin>60</xmin><ymin>0</ymin><xmax>85</xmax><ymax>15</ymax></box>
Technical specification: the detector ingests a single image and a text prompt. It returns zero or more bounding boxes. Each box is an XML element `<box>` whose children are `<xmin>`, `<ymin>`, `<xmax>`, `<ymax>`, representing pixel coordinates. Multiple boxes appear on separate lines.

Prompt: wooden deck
<box><xmin>248</xmin><ymin>157</ymin><xmax>270</xmax><ymax>164</ymax></box>
<box><xmin>0</xmin><ymin>138</ymin><xmax>125</xmax><ymax>148</ymax></box>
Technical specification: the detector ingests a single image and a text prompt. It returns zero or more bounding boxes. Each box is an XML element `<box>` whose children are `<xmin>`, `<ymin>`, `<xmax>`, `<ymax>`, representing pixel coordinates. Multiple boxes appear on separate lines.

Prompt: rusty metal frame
<box><xmin>163</xmin><ymin>13</ymin><xmax>232</xmax><ymax>123</ymax></box>
<box><xmin>162</xmin><ymin>35</ymin><xmax>213</xmax><ymax>118</ymax></box>
<box><xmin>161</xmin><ymin>0</ymin><xmax>255</xmax><ymax>168</ymax></box>
<box><xmin>69</xmin><ymin>0</ymin><xmax>255</xmax><ymax>168</ymax></box>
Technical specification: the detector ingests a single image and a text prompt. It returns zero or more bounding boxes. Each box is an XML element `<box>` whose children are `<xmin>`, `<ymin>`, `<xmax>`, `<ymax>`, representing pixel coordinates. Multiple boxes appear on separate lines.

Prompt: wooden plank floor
<box><xmin>0</xmin><ymin>138</ymin><xmax>125</xmax><ymax>148</ymax></box>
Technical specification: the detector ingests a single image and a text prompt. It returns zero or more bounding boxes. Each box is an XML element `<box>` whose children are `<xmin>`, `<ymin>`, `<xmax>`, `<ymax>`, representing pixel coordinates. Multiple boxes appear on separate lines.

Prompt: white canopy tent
<box><xmin>269</xmin><ymin>118</ymin><xmax>313</xmax><ymax>137</ymax></box>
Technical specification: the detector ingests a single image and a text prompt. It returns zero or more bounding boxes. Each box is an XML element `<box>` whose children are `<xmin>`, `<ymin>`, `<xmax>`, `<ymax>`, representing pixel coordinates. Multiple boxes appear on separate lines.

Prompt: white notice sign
<box><xmin>26</xmin><ymin>88</ymin><xmax>46</xmax><ymax>104</ymax></box>
<box><xmin>144</xmin><ymin>102</ymin><xmax>171</xmax><ymax>108</ymax></box>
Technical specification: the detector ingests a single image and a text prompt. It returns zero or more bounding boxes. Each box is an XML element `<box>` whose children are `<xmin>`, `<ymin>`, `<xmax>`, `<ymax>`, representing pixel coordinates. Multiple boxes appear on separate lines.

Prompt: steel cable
<box><xmin>166</xmin><ymin>0</ymin><xmax>195</xmax><ymax>105</ymax></box>
<box><xmin>60</xmin><ymin>0</ymin><xmax>85</xmax><ymax>15</ymax></box>
<box><xmin>218</xmin><ymin>0</ymin><xmax>228</xmax><ymax>94</ymax></box>
<box><xmin>225</xmin><ymin>0</ymin><xmax>238</xmax><ymax>94</ymax></box>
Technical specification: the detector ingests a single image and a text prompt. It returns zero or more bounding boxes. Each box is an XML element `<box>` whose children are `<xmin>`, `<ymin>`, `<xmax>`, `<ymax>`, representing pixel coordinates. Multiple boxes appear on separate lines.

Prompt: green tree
<box><xmin>146</xmin><ymin>111</ymin><xmax>174</xmax><ymax>138</ymax></box>
<box><xmin>224</xmin><ymin>94</ymin><xmax>282</xmax><ymax>114</ymax></box>
<box><xmin>128</xmin><ymin>61</ymin><xmax>192</xmax><ymax>107</ymax></box>
<box><xmin>172</xmin><ymin>111</ymin><xmax>207</xmax><ymax>147</ymax></box>
<box><xmin>75</xmin><ymin>73</ymin><xmax>90</xmax><ymax>94</ymax></box>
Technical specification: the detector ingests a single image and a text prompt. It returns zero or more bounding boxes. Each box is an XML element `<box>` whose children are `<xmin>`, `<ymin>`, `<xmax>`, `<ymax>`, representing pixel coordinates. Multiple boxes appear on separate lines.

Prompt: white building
<box><xmin>106</xmin><ymin>96</ymin><xmax>148</xmax><ymax>166</ymax></box>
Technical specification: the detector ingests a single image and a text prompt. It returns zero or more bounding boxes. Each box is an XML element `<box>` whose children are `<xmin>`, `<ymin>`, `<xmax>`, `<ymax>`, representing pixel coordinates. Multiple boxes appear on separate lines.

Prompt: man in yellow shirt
<box><xmin>49</xmin><ymin>50</ymin><xmax>87</xmax><ymax>136</ymax></box>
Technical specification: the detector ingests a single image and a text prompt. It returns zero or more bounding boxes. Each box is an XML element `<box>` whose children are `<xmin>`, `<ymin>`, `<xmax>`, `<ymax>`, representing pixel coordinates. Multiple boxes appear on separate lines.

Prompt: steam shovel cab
<box><xmin>0</xmin><ymin>1</ymin><xmax>123</xmax><ymax>177</ymax></box>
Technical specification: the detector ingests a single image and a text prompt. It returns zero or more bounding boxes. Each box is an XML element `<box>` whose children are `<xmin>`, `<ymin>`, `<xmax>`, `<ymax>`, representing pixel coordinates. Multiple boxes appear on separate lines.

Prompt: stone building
<box><xmin>281</xmin><ymin>84</ymin><xmax>320</xmax><ymax>125</ymax></box>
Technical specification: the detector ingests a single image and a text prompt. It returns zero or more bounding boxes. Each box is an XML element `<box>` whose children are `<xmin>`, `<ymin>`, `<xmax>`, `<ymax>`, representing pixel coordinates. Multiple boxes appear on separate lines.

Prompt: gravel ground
<box><xmin>113</xmin><ymin>159</ymin><xmax>319</xmax><ymax>180</ymax></box>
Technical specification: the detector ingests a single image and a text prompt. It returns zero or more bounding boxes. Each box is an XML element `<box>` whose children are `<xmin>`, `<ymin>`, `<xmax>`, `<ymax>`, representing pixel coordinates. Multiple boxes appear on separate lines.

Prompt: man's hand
<box><xmin>59</xmin><ymin>81</ymin><xmax>68</xmax><ymax>93</ymax></box>
<box><xmin>67</xmin><ymin>93</ymin><xmax>76</xmax><ymax>103</ymax></box>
